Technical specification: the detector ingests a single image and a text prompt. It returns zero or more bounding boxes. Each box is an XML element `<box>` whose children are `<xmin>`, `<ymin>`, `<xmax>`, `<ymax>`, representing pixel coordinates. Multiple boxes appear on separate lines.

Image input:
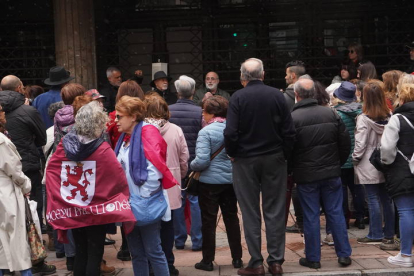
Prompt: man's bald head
<box><xmin>294</xmin><ymin>78</ymin><xmax>315</xmax><ymax>100</ymax></box>
<box><xmin>1</xmin><ymin>75</ymin><xmax>23</xmax><ymax>92</ymax></box>
<box><xmin>240</xmin><ymin>58</ymin><xmax>264</xmax><ymax>82</ymax></box>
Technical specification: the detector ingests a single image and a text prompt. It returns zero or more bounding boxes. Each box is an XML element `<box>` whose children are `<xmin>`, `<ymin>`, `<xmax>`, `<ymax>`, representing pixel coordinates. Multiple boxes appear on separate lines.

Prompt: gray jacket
<box><xmin>352</xmin><ymin>114</ymin><xmax>387</xmax><ymax>184</ymax></box>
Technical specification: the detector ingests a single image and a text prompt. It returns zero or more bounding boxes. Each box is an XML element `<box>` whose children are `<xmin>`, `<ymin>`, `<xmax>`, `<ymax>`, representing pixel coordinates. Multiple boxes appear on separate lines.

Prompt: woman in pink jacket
<box><xmin>143</xmin><ymin>93</ymin><xmax>189</xmax><ymax>275</ymax></box>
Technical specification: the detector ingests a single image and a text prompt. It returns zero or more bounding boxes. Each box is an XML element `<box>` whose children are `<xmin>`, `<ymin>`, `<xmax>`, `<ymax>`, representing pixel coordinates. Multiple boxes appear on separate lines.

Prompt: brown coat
<box><xmin>0</xmin><ymin>133</ymin><xmax>32</xmax><ymax>271</ymax></box>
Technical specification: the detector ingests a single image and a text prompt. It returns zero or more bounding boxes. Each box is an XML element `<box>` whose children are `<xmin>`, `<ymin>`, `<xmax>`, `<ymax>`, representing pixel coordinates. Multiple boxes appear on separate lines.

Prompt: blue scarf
<box><xmin>114</xmin><ymin>122</ymin><xmax>148</xmax><ymax>186</ymax></box>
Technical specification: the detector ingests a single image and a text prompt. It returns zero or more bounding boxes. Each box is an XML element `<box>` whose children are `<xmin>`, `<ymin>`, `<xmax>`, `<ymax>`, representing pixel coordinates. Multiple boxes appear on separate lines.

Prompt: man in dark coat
<box><xmin>151</xmin><ymin>71</ymin><xmax>177</xmax><ymax>105</ymax></box>
<box><xmin>100</xmin><ymin>67</ymin><xmax>122</xmax><ymax>112</ymax></box>
<box><xmin>33</xmin><ymin>66</ymin><xmax>75</xmax><ymax>128</ymax></box>
<box><xmin>290</xmin><ymin>78</ymin><xmax>352</xmax><ymax>269</ymax></box>
<box><xmin>0</xmin><ymin>75</ymin><xmax>47</xmax><ymax>240</ymax></box>
<box><xmin>283</xmin><ymin>60</ymin><xmax>307</xmax><ymax>235</ymax></box>
<box><xmin>169</xmin><ymin>75</ymin><xmax>203</xmax><ymax>255</ymax></box>
<box><xmin>224</xmin><ymin>58</ymin><xmax>296</xmax><ymax>276</ymax></box>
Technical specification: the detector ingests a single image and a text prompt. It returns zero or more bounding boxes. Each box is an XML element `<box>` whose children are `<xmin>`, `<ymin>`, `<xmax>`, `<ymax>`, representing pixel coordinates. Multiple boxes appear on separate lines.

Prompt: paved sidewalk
<box><xmin>42</xmin><ymin>210</ymin><xmax>414</xmax><ymax>275</ymax></box>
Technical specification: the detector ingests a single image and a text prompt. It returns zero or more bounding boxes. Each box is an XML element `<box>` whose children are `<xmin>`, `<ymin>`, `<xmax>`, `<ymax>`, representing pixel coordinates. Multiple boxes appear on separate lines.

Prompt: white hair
<box><xmin>240</xmin><ymin>58</ymin><xmax>264</xmax><ymax>81</ymax></box>
<box><xmin>174</xmin><ymin>75</ymin><xmax>196</xmax><ymax>99</ymax></box>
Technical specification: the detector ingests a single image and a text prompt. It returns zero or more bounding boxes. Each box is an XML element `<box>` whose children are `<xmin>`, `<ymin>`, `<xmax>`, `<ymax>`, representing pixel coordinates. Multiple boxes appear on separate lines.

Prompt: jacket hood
<box><xmin>55</xmin><ymin>105</ymin><xmax>75</xmax><ymax>130</ymax></box>
<box><xmin>62</xmin><ymin>129</ymin><xmax>104</xmax><ymax>161</ymax></box>
<box><xmin>159</xmin><ymin>121</ymin><xmax>170</xmax><ymax>136</ymax></box>
<box><xmin>0</xmin><ymin>90</ymin><xmax>25</xmax><ymax>113</ymax></box>
<box><xmin>335</xmin><ymin>102</ymin><xmax>362</xmax><ymax>118</ymax></box>
<box><xmin>284</xmin><ymin>87</ymin><xmax>295</xmax><ymax>101</ymax></box>
<box><xmin>360</xmin><ymin>114</ymin><xmax>387</xmax><ymax>135</ymax></box>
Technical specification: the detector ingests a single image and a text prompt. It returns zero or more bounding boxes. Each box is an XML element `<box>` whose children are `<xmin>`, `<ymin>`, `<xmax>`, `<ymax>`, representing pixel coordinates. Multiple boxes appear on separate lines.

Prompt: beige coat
<box><xmin>160</xmin><ymin>122</ymin><xmax>189</xmax><ymax>210</ymax></box>
<box><xmin>352</xmin><ymin>114</ymin><xmax>386</xmax><ymax>184</ymax></box>
<box><xmin>0</xmin><ymin>133</ymin><xmax>32</xmax><ymax>271</ymax></box>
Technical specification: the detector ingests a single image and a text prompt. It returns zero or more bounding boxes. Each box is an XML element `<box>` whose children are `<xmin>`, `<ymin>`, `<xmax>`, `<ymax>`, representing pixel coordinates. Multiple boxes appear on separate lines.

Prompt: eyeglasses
<box><xmin>116</xmin><ymin>115</ymin><xmax>124</xmax><ymax>120</ymax></box>
<box><xmin>206</xmin><ymin>77</ymin><xmax>218</xmax><ymax>81</ymax></box>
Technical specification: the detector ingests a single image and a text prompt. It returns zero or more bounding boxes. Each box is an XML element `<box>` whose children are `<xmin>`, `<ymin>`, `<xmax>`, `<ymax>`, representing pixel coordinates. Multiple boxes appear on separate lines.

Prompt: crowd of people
<box><xmin>0</xmin><ymin>41</ymin><xmax>413</xmax><ymax>276</ymax></box>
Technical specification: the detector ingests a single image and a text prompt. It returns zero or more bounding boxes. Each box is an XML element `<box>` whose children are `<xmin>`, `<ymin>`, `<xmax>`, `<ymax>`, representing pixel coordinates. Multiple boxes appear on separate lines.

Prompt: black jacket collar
<box><xmin>292</xmin><ymin>98</ymin><xmax>318</xmax><ymax>112</ymax></box>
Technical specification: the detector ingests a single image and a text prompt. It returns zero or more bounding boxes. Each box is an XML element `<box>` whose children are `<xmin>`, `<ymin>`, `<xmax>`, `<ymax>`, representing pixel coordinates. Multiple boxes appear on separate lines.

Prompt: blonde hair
<box><xmin>395</xmin><ymin>73</ymin><xmax>414</xmax><ymax>107</ymax></box>
<box><xmin>399</xmin><ymin>83</ymin><xmax>414</xmax><ymax>104</ymax></box>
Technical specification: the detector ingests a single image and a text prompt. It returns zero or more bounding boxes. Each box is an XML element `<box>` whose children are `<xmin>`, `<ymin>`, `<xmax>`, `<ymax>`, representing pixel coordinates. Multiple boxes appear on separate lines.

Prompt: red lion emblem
<box><xmin>62</xmin><ymin>162</ymin><xmax>94</xmax><ymax>202</ymax></box>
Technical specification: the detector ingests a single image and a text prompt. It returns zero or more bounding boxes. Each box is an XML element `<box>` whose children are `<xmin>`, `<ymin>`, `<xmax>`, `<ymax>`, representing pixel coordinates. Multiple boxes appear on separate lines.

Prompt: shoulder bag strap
<box><xmin>396</xmin><ymin>114</ymin><xmax>414</xmax><ymax>162</ymax></box>
<box><xmin>210</xmin><ymin>144</ymin><xmax>225</xmax><ymax>161</ymax></box>
<box><xmin>397</xmin><ymin>114</ymin><xmax>414</xmax><ymax>130</ymax></box>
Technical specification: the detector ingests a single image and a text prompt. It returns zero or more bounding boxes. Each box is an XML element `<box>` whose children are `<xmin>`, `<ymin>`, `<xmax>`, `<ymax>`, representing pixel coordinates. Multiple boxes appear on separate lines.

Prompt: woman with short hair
<box><xmin>191</xmin><ymin>96</ymin><xmax>243</xmax><ymax>271</ymax></box>
<box><xmin>115</xmin><ymin>96</ymin><xmax>178</xmax><ymax>276</ymax></box>
<box><xmin>46</xmin><ymin>101</ymin><xmax>134</xmax><ymax>275</ymax></box>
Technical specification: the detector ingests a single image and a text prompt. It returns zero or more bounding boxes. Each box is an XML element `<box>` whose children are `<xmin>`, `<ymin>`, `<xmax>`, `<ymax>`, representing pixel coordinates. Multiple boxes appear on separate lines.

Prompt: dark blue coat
<box><xmin>169</xmin><ymin>99</ymin><xmax>202</xmax><ymax>165</ymax></box>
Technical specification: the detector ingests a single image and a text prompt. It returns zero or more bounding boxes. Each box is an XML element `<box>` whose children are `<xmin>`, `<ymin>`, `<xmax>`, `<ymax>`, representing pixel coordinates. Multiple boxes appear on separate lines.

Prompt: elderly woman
<box><xmin>381</xmin><ymin>83</ymin><xmax>414</xmax><ymax>267</ymax></box>
<box><xmin>143</xmin><ymin>93</ymin><xmax>189</xmax><ymax>275</ymax></box>
<box><xmin>107</xmin><ymin>80</ymin><xmax>146</xmax><ymax>261</ymax></box>
<box><xmin>46</xmin><ymin>101</ymin><xmax>134</xmax><ymax>275</ymax></box>
<box><xmin>0</xmin><ymin>105</ymin><xmax>32</xmax><ymax>276</ymax></box>
<box><xmin>114</xmin><ymin>96</ymin><xmax>179</xmax><ymax>276</ymax></box>
<box><xmin>191</xmin><ymin>96</ymin><xmax>243</xmax><ymax>271</ymax></box>
<box><xmin>108</xmin><ymin>80</ymin><xmax>145</xmax><ymax>149</ymax></box>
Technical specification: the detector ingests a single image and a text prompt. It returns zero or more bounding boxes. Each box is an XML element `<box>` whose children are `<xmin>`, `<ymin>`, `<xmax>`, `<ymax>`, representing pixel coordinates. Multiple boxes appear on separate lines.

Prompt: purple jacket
<box><xmin>53</xmin><ymin>105</ymin><xmax>75</xmax><ymax>149</ymax></box>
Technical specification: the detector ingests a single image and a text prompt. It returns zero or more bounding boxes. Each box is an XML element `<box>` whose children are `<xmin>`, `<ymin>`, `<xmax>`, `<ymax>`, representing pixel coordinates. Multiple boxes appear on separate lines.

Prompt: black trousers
<box><xmin>72</xmin><ymin>225</ymin><xmax>106</xmax><ymax>276</ymax></box>
<box><xmin>160</xmin><ymin>212</ymin><xmax>175</xmax><ymax>267</ymax></box>
<box><xmin>198</xmin><ymin>183</ymin><xmax>242</xmax><ymax>263</ymax></box>
<box><xmin>25</xmin><ymin>170</ymin><xmax>43</xmax><ymax>226</ymax></box>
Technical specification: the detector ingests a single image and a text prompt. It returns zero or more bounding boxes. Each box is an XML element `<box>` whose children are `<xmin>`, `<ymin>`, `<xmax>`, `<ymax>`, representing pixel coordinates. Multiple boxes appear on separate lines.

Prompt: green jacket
<box><xmin>334</xmin><ymin>102</ymin><xmax>362</xmax><ymax>169</ymax></box>
<box><xmin>193</xmin><ymin>86</ymin><xmax>231</xmax><ymax>106</ymax></box>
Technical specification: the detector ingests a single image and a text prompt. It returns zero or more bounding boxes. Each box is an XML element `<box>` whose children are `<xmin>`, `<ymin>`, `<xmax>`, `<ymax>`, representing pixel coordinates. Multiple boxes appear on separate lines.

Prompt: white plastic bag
<box><xmin>28</xmin><ymin>200</ymin><xmax>43</xmax><ymax>242</ymax></box>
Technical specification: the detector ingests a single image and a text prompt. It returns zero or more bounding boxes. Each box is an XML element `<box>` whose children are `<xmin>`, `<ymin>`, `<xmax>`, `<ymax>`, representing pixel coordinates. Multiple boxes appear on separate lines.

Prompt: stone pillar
<box><xmin>53</xmin><ymin>0</ymin><xmax>97</xmax><ymax>89</ymax></box>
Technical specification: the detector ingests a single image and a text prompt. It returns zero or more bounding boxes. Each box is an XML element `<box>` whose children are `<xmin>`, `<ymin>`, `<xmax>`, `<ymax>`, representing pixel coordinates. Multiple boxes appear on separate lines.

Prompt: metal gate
<box><xmin>95</xmin><ymin>0</ymin><xmax>414</xmax><ymax>93</ymax></box>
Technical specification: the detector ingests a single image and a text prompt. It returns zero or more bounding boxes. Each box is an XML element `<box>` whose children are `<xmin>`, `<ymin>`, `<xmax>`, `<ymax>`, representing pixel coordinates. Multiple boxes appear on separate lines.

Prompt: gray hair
<box><xmin>48</xmin><ymin>101</ymin><xmax>64</xmax><ymax>119</ymax></box>
<box><xmin>106</xmin><ymin>67</ymin><xmax>120</xmax><ymax>78</ymax></box>
<box><xmin>240</xmin><ymin>58</ymin><xmax>264</xmax><ymax>81</ymax></box>
<box><xmin>298</xmin><ymin>74</ymin><xmax>313</xmax><ymax>80</ymax></box>
<box><xmin>75</xmin><ymin>101</ymin><xmax>108</xmax><ymax>139</ymax></box>
<box><xmin>1</xmin><ymin>75</ymin><xmax>22</xmax><ymax>91</ymax></box>
<box><xmin>294</xmin><ymin>78</ymin><xmax>315</xmax><ymax>99</ymax></box>
<box><xmin>174</xmin><ymin>75</ymin><xmax>195</xmax><ymax>99</ymax></box>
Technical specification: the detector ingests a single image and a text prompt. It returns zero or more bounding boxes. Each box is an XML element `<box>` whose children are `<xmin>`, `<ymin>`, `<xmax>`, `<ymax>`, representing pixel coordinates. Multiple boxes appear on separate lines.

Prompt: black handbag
<box><xmin>185</xmin><ymin>144</ymin><xmax>225</xmax><ymax>196</ymax></box>
<box><xmin>369</xmin><ymin>147</ymin><xmax>385</xmax><ymax>172</ymax></box>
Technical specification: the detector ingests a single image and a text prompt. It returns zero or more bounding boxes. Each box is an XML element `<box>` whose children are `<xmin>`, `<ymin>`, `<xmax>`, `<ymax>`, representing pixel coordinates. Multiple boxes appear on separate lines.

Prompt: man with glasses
<box><xmin>193</xmin><ymin>71</ymin><xmax>230</xmax><ymax>106</ymax></box>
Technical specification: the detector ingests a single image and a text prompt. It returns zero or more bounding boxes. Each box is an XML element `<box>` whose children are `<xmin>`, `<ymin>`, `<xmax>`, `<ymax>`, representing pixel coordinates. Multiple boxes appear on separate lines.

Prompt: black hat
<box><xmin>44</xmin><ymin>66</ymin><xmax>75</xmax><ymax>85</ymax></box>
<box><xmin>405</xmin><ymin>41</ymin><xmax>414</xmax><ymax>50</ymax></box>
<box><xmin>150</xmin><ymin>71</ymin><xmax>172</xmax><ymax>88</ymax></box>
